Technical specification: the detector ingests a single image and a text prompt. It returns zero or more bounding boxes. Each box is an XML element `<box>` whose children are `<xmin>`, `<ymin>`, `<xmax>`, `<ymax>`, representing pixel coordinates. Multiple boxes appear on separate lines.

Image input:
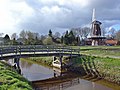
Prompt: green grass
<box><xmin>0</xmin><ymin>61</ymin><xmax>32</xmax><ymax>90</ymax></box>
<box><xmin>22</xmin><ymin>56</ymin><xmax>53</xmax><ymax>66</ymax></box>
<box><xmin>79</xmin><ymin>46</ymin><xmax>120</xmax><ymax>49</ymax></box>
<box><xmin>93</xmin><ymin>57</ymin><xmax>120</xmax><ymax>73</ymax></box>
<box><xmin>93</xmin><ymin>56</ymin><xmax>120</xmax><ymax>85</ymax></box>
<box><xmin>71</xmin><ymin>46</ymin><xmax>120</xmax><ymax>58</ymax></box>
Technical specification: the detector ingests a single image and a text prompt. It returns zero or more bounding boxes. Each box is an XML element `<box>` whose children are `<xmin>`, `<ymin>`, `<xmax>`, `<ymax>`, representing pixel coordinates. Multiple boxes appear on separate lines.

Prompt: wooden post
<box><xmin>16</xmin><ymin>57</ymin><xmax>20</xmax><ymax>68</ymax></box>
<box><xmin>15</xmin><ymin>47</ymin><xmax>17</xmax><ymax>57</ymax></box>
<box><xmin>14</xmin><ymin>57</ymin><xmax>21</xmax><ymax>74</ymax></box>
<box><xmin>59</xmin><ymin>55</ymin><xmax>63</xmax><ymax>69</ymax></box>
<box><xmin>78</xmin><ymin>48</ymin><xmax>80</xmax><ymax>54</ymax></box>
<box><xmin>34</xmin><ymin>46</ymin><xmax>35</xmax><ymax>57</ymax></box>
<box><xmin>47</xmin><ymin>46</ymin><xmax>49</xmax><ymax>56</ymax></box>
<box><xmin>0</xmin><ymin>48</ymin><xmax>3</xmax><ymax>60</ymax></box>
<box><xmin>70</xmin><ymin>48</ymin><xmax>72</xmax><ymax>61</ymax></box>
<box><xmin>19</xmin><ymin>46</ymin><xmax>21</xmax><ymax>56</ymax></box>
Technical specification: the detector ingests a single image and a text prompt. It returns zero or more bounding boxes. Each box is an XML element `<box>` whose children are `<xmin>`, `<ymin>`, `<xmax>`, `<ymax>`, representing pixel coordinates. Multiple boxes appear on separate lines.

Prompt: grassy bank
<box><xmin>0</xmin><ymin>61</ymin><xmax>32</xmax><ymax>90</ymax></box>
<box><xmin>70</xmin><ymin>46</ymin><xmax>120</xmax><ymax>85</ymax></box>
<box><xmin>27</xmin><ymin>56</ymin><xmax>53</xmax><ymax>66</ymax></box>
<box><xmin>70</xmin><ymin>55</ymin><xmax>120</xmax><ymax>85</ymax></box>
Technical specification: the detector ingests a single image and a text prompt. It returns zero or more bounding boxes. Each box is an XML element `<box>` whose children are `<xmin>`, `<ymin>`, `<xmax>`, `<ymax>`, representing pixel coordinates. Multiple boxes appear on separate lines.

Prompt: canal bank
<box><xmin>0</xmin><ymin>61</ymin><xmax>32</xmax><ymax>90</ymax></box>
<box><xmin>67</xmin><ymin>55</ymin><xmax>120</xmax><ymax>87</ymax></box>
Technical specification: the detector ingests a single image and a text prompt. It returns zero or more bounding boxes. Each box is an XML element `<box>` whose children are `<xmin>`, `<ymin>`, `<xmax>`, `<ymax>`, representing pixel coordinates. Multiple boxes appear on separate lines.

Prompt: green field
<box><xmin>71</xmin><ymin>46</ymin><xmax>120</xmax><ymax>58</ymax></box>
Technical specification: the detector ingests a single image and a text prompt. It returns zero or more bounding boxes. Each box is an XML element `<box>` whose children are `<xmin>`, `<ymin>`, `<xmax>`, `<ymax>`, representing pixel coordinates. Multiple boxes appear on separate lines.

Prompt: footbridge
<box><xmin>0</xmin><ymin>45</ymin><xmax>80</xmax><ymax>69</ymax></box>
<box><xmin>0</xmin><ymin>45</ymin><xmax>80</xmax><ymax>60</ymax></box>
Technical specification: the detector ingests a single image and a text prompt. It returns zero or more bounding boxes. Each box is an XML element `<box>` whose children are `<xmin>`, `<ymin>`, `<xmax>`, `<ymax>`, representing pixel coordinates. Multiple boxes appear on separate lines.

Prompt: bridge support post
<box><xmin>52</xmin><ymin>55</ymin><xmax>63</xmax><ymax>69</ymax></box>
<box><xmin>53</xmin><ymin>56</ymin><xmax>57</xmax><ymax>62</ymax></box>
<box><xmin>14</xmin><ymin>57</ymin><xmax>21</xmax><ymax>74</ymax></box>
<box><xmin>59</xmin><ymin>55</ymin><xmax>63</xmax><ymax>69</ymax></box>
<box><xmin>0</xmin><ymin>48</ymin><xmax>3</xmax><ymax>60</ymax></box>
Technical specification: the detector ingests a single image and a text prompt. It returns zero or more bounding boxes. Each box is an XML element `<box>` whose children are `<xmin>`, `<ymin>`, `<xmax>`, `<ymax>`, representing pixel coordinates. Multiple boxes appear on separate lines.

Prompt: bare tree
<box><xmin>0</xmin><ymin>33</ymin><xmax>4</xmax><ymax>37</ymax></box>
<box><xmin>11</xmin><ymin>33</ymin><xmax>18</xmax><ymax>40</ymax></box>
<box><xmin>115</xmin><ymin>30</ymin><xmax>120</xmax><ymax>41</ymax></box>
<box><xmin>33</xmin><ymin>33</ymin><xmax>40</xmax><ymax>39</ymax></box>
<box><xmin>81</xmin><ymin>27</ymin><xmax>90</xmax><ymax>38</ymax></box>
<box><xmin>19</xmin><ymin>30</ymin><xmax>27</xmax><ymax>39</ymax></box>
<box><xmin>71</xmin><ymin>27</ymin><xmax>81</xmax><ymax>37</ymax></box>
<box><xmin>54</xmin><ymin>32</ymin><xmax>61</xmax><ymax>38</ymax></box>
<box><xmin>108</xmin><ymin>27</ymin><xmax>116</xmax><ymax>39</ymax></box>
<box><xmin>71</xmin><ymin>27</ymin><xmax>90</xmax><ymax>39</ymax></box>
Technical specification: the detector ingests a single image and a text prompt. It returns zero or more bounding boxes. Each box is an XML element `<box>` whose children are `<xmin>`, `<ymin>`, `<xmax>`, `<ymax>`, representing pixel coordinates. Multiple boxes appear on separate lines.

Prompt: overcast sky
<box><xmin>0</xmin><ymin>0</ymin><xmax>120</xmax><ymax>36</ymax></box>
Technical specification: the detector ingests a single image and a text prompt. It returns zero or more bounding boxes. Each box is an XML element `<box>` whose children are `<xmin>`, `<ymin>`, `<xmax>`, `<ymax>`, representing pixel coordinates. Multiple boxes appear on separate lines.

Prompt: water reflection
<box><xmin>20</xmin><ymin>59</ymin><xmax>33</xmax><ymax>69</ymax></box>
<box><xmin>33</xmin><ymin>76</ymin><xmax>112</xmax><ymax>90</ymax></box>
<box><xmin>20</xmin><ymin>60</ymin><xmax>54</xmax><ymax>81</ymax></box>
<box><xmin>66</xmin><ymin>79</ymin><xmax>112</xmax><ymax>90</ymax></box>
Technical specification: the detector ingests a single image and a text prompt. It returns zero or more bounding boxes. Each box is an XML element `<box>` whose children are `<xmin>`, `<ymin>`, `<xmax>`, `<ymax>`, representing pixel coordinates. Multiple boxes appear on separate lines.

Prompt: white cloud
<box><xmin>0</xmin><ymin>0</ymin><xmax>120</xmax><ymax>35</ymax></box>
<box><xmin>58</xmin><ymin>0</ymin><xmax>89</xmax><ymax>7</ymax></box>
<box><xmin>0</xmin><ymin>0</ymin><xmax>34</xmax><ymax>35</ymax></box>
<box><xmin>39</xmin><ymin>0</ymin><xmax>89</xmax><ymax>8</ymax></box>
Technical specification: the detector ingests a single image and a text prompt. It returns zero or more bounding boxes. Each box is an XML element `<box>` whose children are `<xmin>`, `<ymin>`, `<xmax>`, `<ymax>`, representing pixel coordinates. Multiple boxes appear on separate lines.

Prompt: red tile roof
<box><xmin>105</xmin><ymin>40</ymin><xmax>118</xmax><ymax>45</ymax></box>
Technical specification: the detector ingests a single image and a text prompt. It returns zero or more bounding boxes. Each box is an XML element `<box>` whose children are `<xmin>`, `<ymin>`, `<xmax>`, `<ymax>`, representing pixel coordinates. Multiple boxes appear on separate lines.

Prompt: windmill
<box><xmin>88</xmin><ymin>8</ymin><xmax>106</xmax><ymax>46</ymax></box>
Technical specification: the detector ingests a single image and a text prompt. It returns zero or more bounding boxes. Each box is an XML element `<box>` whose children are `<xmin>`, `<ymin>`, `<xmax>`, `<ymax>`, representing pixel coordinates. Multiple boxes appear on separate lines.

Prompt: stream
<box><xmin>7</xmin><ymin>59</ymin><xmax>119</xmax><ymax>90</ymax></box>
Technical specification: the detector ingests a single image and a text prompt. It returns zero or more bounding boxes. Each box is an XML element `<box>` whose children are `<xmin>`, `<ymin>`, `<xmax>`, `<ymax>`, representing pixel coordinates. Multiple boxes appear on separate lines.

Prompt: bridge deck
<box><xmin>0</xmin><ymin>45</ymin><xmax>80</xmax><ymax>60</ymax></box>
